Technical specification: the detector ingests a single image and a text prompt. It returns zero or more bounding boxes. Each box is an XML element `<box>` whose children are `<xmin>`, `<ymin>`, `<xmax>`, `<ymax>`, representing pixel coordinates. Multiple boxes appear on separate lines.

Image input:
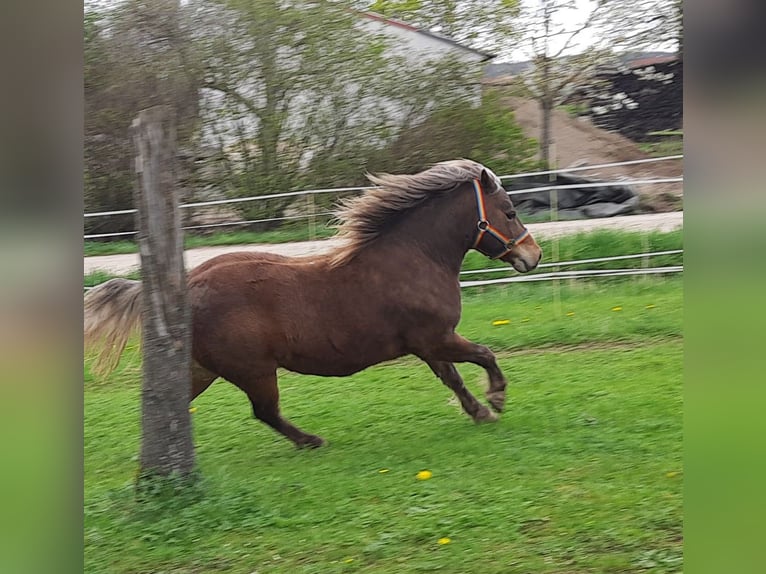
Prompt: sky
<box><xmin>502</xmin><ymin>0</ymin><xmax>599</xmax><ymax>62</ymax></box>
<box><xmin>85</xmin><ymin>0</ymin><xmax>676</xmax><ymax>63</ymax></box>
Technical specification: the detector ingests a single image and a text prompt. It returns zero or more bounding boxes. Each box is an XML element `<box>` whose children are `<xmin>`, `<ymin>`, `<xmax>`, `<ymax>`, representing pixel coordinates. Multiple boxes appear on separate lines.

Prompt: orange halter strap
<box><xmin>471</xmin><ymin>179</ymin><xmax>531</xmax><ymax>260</ymax></box>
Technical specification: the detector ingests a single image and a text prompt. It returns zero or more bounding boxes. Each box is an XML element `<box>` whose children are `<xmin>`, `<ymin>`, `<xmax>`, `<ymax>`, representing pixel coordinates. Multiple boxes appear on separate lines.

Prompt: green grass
<box><xmin>638</xmin><ymin>132</ymin><xmax>683</xmax><ymax>158</ymax></box>
<box><xmin>84</xmin><ymin>269</ymin><xmax>140</xmax><ymax>288</ymax></box>
<box><xmin>459</xmin><ymin>277</ymin><xmax>681</xmax><ymax>350</ymax></box>
<box><xmin>85</xmin><ymin>278</ymin><xmax>682</xmax><ymax>573</ymax></box>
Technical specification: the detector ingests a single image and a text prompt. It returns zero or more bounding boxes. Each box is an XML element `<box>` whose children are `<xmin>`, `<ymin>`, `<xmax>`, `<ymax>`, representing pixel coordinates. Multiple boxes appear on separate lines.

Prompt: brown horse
<box><xmin>84</xmin><ymin>159</ymin><xmax>542</xmax><ymax>448</ymax></box>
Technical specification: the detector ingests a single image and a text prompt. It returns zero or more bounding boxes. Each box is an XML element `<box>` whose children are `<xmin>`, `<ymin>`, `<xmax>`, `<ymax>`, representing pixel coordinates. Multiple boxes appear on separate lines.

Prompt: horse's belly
<box><xmin>277</xmin><ymin>337</ymin><xmax>404</xmax><ymax>377</ymax></box>
<box><xmin>282</xmin><ymin>360</ymin><xmax>371</xmax><ymax>377</ymax></box>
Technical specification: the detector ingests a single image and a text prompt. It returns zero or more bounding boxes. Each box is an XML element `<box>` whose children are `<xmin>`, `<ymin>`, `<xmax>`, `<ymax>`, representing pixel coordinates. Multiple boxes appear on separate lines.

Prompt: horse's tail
<box><xmin>84</xmin><ymin>278</ymin><xmax>143</xmax><ymax>377</ymax></box>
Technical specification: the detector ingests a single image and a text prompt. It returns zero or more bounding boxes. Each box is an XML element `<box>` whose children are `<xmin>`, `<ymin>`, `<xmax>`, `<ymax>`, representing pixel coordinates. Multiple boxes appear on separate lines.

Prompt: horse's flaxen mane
<box><xmin>331</xmin><ymin>159</ymin><xmax>493</xmax><ymax>265</ymax></box>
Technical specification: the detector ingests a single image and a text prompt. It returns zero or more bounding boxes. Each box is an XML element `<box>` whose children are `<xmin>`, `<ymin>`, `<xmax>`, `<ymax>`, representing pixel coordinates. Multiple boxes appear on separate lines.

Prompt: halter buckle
<box><xmin>477</xmin><ymin>220</ymin><xmax>489</xmax><ymax>231</ymax></box>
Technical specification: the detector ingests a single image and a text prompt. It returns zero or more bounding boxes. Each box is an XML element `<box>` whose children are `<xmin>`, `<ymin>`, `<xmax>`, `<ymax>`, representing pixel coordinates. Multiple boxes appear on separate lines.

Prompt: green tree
<box><xmin>192</xmin><ymin>0</ymin><xmax>392</xmax><ymax>224</ymax></box>
<box><xmin>84</xmin><ymin>0</ymin><xmax>201</xmax><ymax>236</ymax></box>
<box><xmin>368</xmin><ymin>89</ymin><xmax>540</xmax><ymax>177</ymax></box>
<box><xmin>196</xmin><ymin>0</ymin><xmax>489</xmax><ymax>225</ymax></box>
<box><xmin>86</xmin><ymin>0</ymin><xmax>532</xmax><ymax>235</ymax></box>
<box><xmin>84</xmin><ymin>8</ymin><xmax>137</xmax><ymax>235</ymax></box>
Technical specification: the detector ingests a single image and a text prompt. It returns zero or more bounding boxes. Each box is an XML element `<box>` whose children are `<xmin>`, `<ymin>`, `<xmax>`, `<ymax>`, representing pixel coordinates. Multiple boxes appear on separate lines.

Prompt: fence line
<box><xmin>459</xmin><ymin>265</ymin><xmax>683</xmax><ymax>287</ymax></box>
<box><xmin>84</xmin><ymin>174</ymin><xmax>681</xmax><ymax>238</ymax></box>
<box><xmin>85</xmin><ymin>208</ymin><xmax>138</xmax><ymax>218</ymax></box>
<box><xmin>85</xmin><ymin>230</ymin><xmax>139</xmax><ymax>239</ymax></box>
<box><xmin>84</xmin><ymin>154</ymin><xmax>683</xmax><ymax>220</ymax></box>
<box><xmin>84</xmin><ymin>264</ymin><xmax>683</xmax><ymax>291</ymax></box>
<box><xmin>84</xmin><ymin>211</ymin><xmax>338</xmax><ymax>240</ymax></box>
<box><xmin>459</xmin><ymin>250</ymin><xmax>683</xmax><ymax>276</ymax></box>
<box><xmin>84</xmin><ymin>173</ymin><xmax>682</xmax><ymax>239</ymax></box>
<box><xmin>499</xmin><ymin>155</ymin><xmax>683</xmax><ymax>180</ymax></box>
<box><xmin>505</xmin><ymin>177</ymin><xmax>682</xmax><ymax>197</ymax></box>
<box><xmin>84</xmin><ymin>187</ymin><xmax>369</xmax><ymax>219</ymax></box>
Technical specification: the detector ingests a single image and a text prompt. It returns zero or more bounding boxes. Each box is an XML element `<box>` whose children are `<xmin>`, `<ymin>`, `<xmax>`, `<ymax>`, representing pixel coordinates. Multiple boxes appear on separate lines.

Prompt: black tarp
<box><xmin>503</xmin><ymin>173</ymin><xmax>639</xmax><ymax>219</ymax></box>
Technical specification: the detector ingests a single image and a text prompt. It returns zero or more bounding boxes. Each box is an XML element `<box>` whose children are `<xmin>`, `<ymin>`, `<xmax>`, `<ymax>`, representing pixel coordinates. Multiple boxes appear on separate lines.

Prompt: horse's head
<box><xmin>470</xmin><ymin>168</ymin><xmax>542</xmax><ymax>273</ymax></box>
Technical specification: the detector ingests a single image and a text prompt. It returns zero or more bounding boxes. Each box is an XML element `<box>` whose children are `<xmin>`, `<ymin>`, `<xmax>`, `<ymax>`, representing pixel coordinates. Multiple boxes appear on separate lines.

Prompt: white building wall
<box><xmin>359</xmin><ymin>17</ymin><xmax>487</xmax><ymax>65</ymax></box>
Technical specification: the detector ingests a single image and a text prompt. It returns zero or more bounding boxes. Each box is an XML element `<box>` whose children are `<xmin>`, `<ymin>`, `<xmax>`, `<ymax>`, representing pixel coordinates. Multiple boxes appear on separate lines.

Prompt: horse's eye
<box><xmin>505</xmin><ymin>211</ymin><xmax>517</xmax><ymax>220</ymax></box>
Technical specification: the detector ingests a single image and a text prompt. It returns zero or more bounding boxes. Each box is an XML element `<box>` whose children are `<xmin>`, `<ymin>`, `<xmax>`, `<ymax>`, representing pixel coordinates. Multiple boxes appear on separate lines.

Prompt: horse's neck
<box><xmin>372</xmin><ymin>196</ymin><xmax>472</xmax><ymax>275</ymax></box>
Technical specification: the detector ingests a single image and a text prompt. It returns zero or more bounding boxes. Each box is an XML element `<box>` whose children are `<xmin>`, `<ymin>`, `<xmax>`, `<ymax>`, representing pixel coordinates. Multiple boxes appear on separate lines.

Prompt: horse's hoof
<box><xmin>486</xmin><ymin>391</ymin><xmax>506</xmax><ymax>413</ymax></box>
<box><xmin>473</xmin><ymin>406</ymin><xmax>499</xmax><ymax>424</ymax></box>
<box><xmin>296</xmin><ymin>434</ymin><xmax>326</xmax><ymax>449</ymax></box>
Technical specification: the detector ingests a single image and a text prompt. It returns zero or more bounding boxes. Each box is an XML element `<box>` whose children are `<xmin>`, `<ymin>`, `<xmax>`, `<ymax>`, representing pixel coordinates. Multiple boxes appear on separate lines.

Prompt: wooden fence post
<box><xmin>131</xmin><ymin>105</ymin><xmax>195</xmax><ymax>480</ymax></box>
<box><xmin>307</xmin><ymin>192</ymin><xmax>316</xmax><ymax>241</ymax></box>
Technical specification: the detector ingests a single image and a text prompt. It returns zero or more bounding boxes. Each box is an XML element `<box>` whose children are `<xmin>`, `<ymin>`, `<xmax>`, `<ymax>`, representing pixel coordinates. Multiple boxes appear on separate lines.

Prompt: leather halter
<box><xmin>471</xmin><ymin>179</ymin><xmax>531</xmax><ymax>260</ymax></box>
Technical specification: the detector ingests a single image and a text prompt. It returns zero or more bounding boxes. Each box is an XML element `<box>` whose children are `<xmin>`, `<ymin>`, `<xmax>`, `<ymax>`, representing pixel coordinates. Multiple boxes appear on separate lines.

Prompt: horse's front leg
<box><xmin>425</xmin><ymin>360</ymin><xmax>497</xmax><ymax>423</ymax></box>
<box><xmin>426</xmin><ymin>333</ymin><xmax>508</xmax><ymax>413</ymax></box>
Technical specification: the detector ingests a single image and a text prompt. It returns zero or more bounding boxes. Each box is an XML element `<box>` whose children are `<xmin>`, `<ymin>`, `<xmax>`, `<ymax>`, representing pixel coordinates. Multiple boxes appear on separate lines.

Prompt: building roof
<box><xmin>623</xmin><ymin>54</ymin><xmax>679</xmax><ymax>69</ymax></box>
<box><xmin>358</xmin><ymin>11</ymin><xmax>495</xmax><ymax>62</ymax></box>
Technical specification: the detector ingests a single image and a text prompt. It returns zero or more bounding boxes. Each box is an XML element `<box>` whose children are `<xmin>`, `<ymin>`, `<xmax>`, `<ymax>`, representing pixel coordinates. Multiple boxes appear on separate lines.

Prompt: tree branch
<box><xmin>552</xmin><ymin>4</ymin><xmax>605</xmax><ymax>59</ymax></box>
<box><xmin>203</xmin><ymin>79</ymin><xmax>261</xmax><ymax>119</ymax></box>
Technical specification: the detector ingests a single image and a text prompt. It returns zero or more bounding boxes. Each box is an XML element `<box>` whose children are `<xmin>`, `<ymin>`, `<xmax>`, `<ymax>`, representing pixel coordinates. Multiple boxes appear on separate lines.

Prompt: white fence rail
<box><xmin>84</xmin><ymin>264</ymin><xmax>683</xmax><ymax>291</ymax></box>
<box><xmin>84</xmin><ymin>154</ymin><xmax>683</xmax><ymax>290</ymax></box>
<box><xmin>459</xmin><ymin>250</ymin><xmax>683</xmax><ymax>276</ymax></box>
<box><xmin>83</xmin><ymin>155</ymin><xmax>683</xmax><ymax>240</ymax></box>
<box><xmin>499</xmin><ymin>154</ymin><xmax>682</xmax><ymax>180</ymax></box>
<box><xmin>460</xmin><ymin>265</ymin><xmax>683</xmax><ymax>287</ymax></box>
<box><xmin>84</xmin><ymin>248</ymin><xmax>683</xmax><ymax>291</ymax></box>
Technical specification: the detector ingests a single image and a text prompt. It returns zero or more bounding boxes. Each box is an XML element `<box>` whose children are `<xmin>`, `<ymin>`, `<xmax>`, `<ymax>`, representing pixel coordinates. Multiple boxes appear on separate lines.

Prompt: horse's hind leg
<box><xmin>426</xmin><ymin>360</ymin><xmax>497</xmax><ymax>423</ymax></box>
<box><xmin>234</xmin><ymin>371</ymin><xmax>325</xmax><ymax>449</ymax></box>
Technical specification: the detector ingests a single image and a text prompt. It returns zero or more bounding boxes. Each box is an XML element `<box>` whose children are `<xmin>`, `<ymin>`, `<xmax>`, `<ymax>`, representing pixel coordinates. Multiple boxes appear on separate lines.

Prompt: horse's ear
<box><xmin>480</xmin><ymin>168</ymin><xmax>497</xmax><ymax>194</ymax></box>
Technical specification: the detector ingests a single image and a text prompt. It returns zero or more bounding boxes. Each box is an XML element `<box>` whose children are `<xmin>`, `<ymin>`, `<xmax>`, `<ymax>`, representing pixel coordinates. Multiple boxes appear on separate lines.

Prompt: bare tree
<box><xmin>514</xmin><ymin>0</ymin><xmax>682</xmax><ymax>165</ymax></box>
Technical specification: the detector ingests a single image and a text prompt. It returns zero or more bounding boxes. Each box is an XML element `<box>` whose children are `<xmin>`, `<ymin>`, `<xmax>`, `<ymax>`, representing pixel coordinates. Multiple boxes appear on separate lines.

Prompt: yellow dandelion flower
<box><xmin>189</xmin><ymin>406</ymin><xmax>198</xmax><ymax>413</ymax></box>
<box><xmin>438</xmin><ymin>537</ymin><xmax>451</xmax><ymax>545</ymax></box>
<box><xmin>378</xmin><ymin>468</ymin><xmax>389</xmax><ymax>474</ymax></box>
<box><xmin>416</xmin><ymin>470</ymin><xmax>433</xmax><ymax>480</ymax></box>
<box><xmin>566</xmin><ymin>311</ymin><xmax>575</xmax><ymax>317</ymax></box>
<box><xmin>344</xmin><ymin>558</ymin><xmax>354</xmax><ymax>564</ymax></box>
<box><xmin>666</xmin><ymin>471</ymin><xmax>680</xmax><ymax>478</ymax></box>
<box><xmin>612</xmin><ymin>306</ymin><xmax>623</xmax><ymax>312</ymax></box>
<box><xmin>646</xmin><ymin>304</ymin><xmax>656</xmax><ymax>309</ymax></box>
<box><xmin>492</xmin><ymin>319</ymin><xmax>510</xmax><ymax>326</ymax></box>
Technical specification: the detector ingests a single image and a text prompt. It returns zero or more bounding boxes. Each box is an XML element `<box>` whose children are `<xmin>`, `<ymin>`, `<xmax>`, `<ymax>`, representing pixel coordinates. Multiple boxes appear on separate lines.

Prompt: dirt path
<box><xmin>84</xmin><ymin>212</ymin><xmax>683</xmax><ymax>276</ymax></box>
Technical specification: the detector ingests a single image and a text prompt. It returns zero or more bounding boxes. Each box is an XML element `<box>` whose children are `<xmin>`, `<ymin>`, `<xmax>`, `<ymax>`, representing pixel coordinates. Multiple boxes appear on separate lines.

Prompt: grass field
<box><xmin>85</xmin><ymin>277</ymin><xmax>682</xmax><ymax>573</ymax></box>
